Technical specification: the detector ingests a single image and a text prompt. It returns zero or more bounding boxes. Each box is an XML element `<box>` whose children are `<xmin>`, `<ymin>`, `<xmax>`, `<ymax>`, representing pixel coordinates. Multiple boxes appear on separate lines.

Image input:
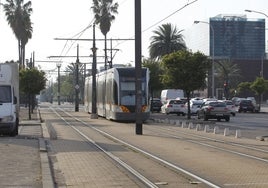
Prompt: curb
<box><xmin>39</xmin><ymin>123</ymin><xmax>54</xmax><ymax>188</ymax></box>
<box><xmin>37</xmin><ymin>108</ymin><xmax>55</xmax><ymax>188</ymax></box>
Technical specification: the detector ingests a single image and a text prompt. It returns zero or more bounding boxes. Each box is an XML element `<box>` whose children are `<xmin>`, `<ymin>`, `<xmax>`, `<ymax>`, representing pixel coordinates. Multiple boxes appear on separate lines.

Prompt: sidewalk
<box><xmin>0</xmin><ymin>107</ymin><xmax>54</xmax><ymax>188</ymax></box>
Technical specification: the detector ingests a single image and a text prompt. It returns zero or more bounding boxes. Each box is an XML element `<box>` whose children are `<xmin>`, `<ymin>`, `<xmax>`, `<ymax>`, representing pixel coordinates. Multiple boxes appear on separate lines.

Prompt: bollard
<box><xmin>196</xmin><ymin>124</ymin><xmax>201</xmax><ymax>131</ymax></box>
<box><xmin>165</xmin><ymin>118</ymin><xmax>169</xmax><ymax>124</ymax></box>
<box><xmin>214</xmin><ymin>126</ymin><xmax>220</xmax><ymax>134</ymax></box>
<box><xmin>182</xmin><ymin>122</ymin><xmax>187</xmax><ymax>128</ymax></box>
<box><xmin>175</xmin><ymin>120</ymin><xmax>181</xmax><ymax>126</ymax></box>
<box><xmin>204</xmin><ymin>125</ymin><xmax>209</xmax><ymax>133</ymax></box>
<box><xmin>235</xmin><ymin>130</ymin><xmax>241</xmax><ymax>138</ymax></box>
<box><xmin>224</xmin><ymin>128</ymin><xmax>230</xmax><ymax>136</ymax></box>
<box><xmin>188</xmin><ymin>122</ymin><xmax>193</xmax><ymax>129</ymax></box>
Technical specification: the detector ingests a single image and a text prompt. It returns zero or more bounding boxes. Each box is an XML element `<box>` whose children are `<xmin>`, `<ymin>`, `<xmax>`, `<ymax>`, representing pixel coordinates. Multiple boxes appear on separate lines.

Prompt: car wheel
<box><xmin>217</xmin><ymin>118</ymin><xmax>221</xmax><ymax>121</ymax></box>
<box><xmin>225</xmin><ymin>116</ymin><xmax>230</xmax><ymax>122</ymax></box>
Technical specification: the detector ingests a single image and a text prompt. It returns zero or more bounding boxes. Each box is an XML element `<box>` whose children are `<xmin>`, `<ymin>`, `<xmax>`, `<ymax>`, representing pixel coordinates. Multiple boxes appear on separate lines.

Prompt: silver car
<box><xmin>197</xmin><ymin>101</ymin><xmax>230</xmax><ymax>121</ymax></box>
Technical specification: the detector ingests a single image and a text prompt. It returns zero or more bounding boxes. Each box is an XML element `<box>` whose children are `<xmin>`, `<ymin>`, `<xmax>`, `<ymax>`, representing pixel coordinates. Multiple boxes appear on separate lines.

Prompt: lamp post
<box><xmin>245</xmin><ymin>9</ymin><xmax>267</xmax><ymax>105</ymax></box>
<box><xmin>75</xmin><ymin>44</ymin><xmax>80</xmax><ymax>112</ymax></box>
<box><xmin>245</xmin><ymin>9</ymin><xmax>267</xmax><ymax>78</ymax></box>
<box><xmin>56</xmin><ymin>63</ymin><xmax>61</xmax><ymax>105</ymax></box>
<box><xmin>194</xmin><ymin>20</ymin><xmax>215</xmax><ymax>98</ymax></box>
<box><xmin>245</xmin><ymin>9</ymin><xmax>268</xmax><ymax>18</ymax></box>
<box><xmin>91</xmin><ymin>23</ymin><xmax>98</xmax><ymax>119</ymax></box>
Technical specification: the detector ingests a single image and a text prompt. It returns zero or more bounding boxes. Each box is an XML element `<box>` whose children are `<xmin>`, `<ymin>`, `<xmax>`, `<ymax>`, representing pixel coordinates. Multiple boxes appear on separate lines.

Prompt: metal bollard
<box><xmin>224</xmin><ymin>128</ymin><xmax>230</xmax><ymax>136</ymax></box>
<box><xmin>235</xmin><ymin>130</ymin><xmax>241</xmax><ymax>138</ymax></box>
<box><xmin>214</xmin><ymin>126</ymin><xmax>220</xmax><ymax>134</ymax></box>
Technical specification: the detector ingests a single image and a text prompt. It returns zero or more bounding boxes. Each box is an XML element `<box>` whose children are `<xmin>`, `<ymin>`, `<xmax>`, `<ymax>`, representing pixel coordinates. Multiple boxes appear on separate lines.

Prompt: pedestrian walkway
<box><xmin>0</xmin><ymin>107</ymin><xmax>43</xmax><ymax>187</ymax></box>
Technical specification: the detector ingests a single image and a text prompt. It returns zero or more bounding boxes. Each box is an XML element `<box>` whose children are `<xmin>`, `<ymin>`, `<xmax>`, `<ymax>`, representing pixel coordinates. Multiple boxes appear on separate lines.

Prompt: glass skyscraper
<box><xmin>210</xmin><ymin>14</ymin><xmax>265</xmax><ymax>60</ymax></box>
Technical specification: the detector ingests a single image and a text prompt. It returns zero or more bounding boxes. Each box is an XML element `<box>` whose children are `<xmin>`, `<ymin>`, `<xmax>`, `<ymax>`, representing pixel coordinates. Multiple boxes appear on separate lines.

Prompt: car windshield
<box><xmin>0</xmin><ymin>86</ymin><xmax>12</xmax><ymax>103</ymax></box>
<box><xmin>241</xmin><ymin>100</ymin><xmax>252</xmax><ymax>104</ymax></box>
<box><xmin>225</xmin><ymin>101</ymin><xmax>234</xmax><ymax>105</ymax></box>
<box><xmin>209</xmin><ymin>102</ymin><xmax>226</xmax><ymax>107</ymax></box>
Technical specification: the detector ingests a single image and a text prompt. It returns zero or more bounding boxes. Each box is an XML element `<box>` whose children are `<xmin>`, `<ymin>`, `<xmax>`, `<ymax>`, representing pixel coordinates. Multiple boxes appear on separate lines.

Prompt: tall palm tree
<box><xmin>91</xmin><ymin>0</ymin><xmax>118</xmax><ymax>70</ymax></box>
<box><xmin>149</xmin><ymin>23</ymin><xmax>186</xmax><ymax>60</ymax></box>
<box><xmin>215</xmin><ymin>60</ymin><xmax>241</xmax><ymax>98</ymax></box>
<box><xmin>3</xmin><ymin>0</ymin><xmax>33</xmax><ymax>69</ymax></box>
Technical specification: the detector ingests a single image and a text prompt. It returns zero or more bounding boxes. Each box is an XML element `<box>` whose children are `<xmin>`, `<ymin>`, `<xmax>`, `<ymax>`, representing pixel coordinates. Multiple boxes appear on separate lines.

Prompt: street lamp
<box><xmin>245</xmin><ymin>9</ymin><xmax>267</xmax><ymax>78</ymax></box>
<box><xmin>75</xmin><ymin>44</ymin><xmax>80</xmax><ymax>112</ymax></box>
<box><xmin>245</xmin><ymin>9</ymin><xmax>268</xmax><ymax>105</ymax></box>
<box><xmin>194</xmin><ymin>20</ymin><xmax>215</xmax><ymax>98</ymax></box>
<box><xmin>56</xmin><ymin>63</ymin><xmax>61</xmax><ymax>105</ymax></box>
<box><xmin>245</xmin><ymin>9</ymin><xmax>268</xmax><ymax>18</ymax></box>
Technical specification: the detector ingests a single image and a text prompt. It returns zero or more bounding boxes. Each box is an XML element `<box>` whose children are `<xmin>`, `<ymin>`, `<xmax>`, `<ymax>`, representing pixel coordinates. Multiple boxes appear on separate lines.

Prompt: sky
<box><xmin>0</xmin><ymin>0</ymin><xmax>267</xmax><ymax>77</ymax></box>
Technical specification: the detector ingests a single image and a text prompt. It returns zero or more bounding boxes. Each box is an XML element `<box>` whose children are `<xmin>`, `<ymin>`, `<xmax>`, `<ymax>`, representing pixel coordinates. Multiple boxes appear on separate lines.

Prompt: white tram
<box><xmin>84</xmin><ymin>67</ymin><xmax>150</xmax><ymax>121</ymax></box>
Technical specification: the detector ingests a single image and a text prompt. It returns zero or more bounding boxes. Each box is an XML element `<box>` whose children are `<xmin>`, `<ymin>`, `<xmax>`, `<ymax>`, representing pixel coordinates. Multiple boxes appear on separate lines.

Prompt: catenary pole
<box><xmin>135</xmin><ymin>0</ymin><xmax>142</xmax><ymax>135</ymax></box>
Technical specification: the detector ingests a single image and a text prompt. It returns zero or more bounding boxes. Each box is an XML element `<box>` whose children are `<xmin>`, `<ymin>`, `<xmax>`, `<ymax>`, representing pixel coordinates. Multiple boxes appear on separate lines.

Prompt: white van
<box><xmin>0</xmin><ymin>63</ymin><xmax>19</xmax><ymax>136</ymax></box>
<box><xmin>160</xmin><ymin>89</ymin><xmax>184</xmax><ymax>104</ymax></box>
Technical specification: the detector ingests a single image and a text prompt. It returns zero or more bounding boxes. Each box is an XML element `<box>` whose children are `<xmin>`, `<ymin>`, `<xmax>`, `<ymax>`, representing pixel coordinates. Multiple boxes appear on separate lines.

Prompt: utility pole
<box><xmin>75</xmin><ymin>44</ymin><xmax>80</xmax><ymax>112</ymax></box>
<box><xmin>56</xmin><ymin>63</ymin><xmax>61</xmax><ymax>105</ymax></box>
<box><xmin>135</xmin><ymin>0</ymin><xmax>143</xmax><ymax>135</ymax></box>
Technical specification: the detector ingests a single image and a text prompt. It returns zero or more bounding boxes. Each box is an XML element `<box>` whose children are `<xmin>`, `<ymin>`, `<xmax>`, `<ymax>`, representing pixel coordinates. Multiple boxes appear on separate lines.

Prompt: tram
<box><xmin>84</xmin><ymin>67</ymin><xmax>150</xmax><ymax>121</ymax></box>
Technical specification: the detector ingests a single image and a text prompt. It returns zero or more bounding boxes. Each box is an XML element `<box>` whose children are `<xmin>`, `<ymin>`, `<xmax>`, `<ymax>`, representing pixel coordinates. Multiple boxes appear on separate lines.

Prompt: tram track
<box><xmin>146</xmin><ymin>124</ymin><xmax>268</xmax><ymax>163</ymax></box>
<box><xmin>43</xmin><ymin>105</ymin><xmax>268</xmax><ymax>187</ymax></box>
<box><xmin>49</xmin><ymin>106</ymin><xmax>219</xmax><ymax>188</ymax></box>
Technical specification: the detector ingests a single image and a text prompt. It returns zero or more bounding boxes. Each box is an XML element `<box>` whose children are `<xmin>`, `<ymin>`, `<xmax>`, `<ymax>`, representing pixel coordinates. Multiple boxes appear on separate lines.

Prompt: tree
<box><xmin>161</xmin><ymin>50</ymin><xmax>210</xmax><ymax>119</ymax></box>
<box><xmin>20</xmin><ymin>68</ymin><xmax>46</xmax><ymax>119</ymax></box>
<box><xmin>149</xmin><ymin>23</ymin><xmax>186</xmax><ymax>60</ymax></box>
<box><xmin>3</xmin><ymin>0</ymin><xmax>33</xmax><ymax>69</ymax></box>
<box><xmin>142</xmin><ymin>58</ymin><xmax>164</xmax><ymax>98</ymax></box>
<box><xmin>91</xmin><ymin>0</ymin><xmax>118</xmax><ymax>70</ymax></box>
<box><xmin>237</xmin><ymin>82</ymin><xmax>251</xmax><ymax>94</ymax></box>
<box><xmin>237</xmin><ymin>77</ymin><xmax>268</xmax><ymax>112</ymax></box>
<box><xmin>215</xmin><ymin>60</ymin><xmax>241</xmax><ymax>99</ymax></box>
<box><xmin>250</xmin><ymin>77</ymin><xmax>268</xmax><ymax>111</ymax></box>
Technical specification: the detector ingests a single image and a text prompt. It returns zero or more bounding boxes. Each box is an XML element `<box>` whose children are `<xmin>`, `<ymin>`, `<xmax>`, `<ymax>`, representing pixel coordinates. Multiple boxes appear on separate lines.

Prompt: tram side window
<box><xmin>113</xmin><ymin>81</ymin><xmax>118</xmax><ymax>104</ymax></box>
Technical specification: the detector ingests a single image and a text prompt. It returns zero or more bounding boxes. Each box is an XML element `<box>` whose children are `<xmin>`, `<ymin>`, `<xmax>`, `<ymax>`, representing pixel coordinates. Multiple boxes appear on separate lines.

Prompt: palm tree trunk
<box><xmin>18</xmin><ymin>40</ymin><xmax>22</xmax><ymax>69</ymax></box>
<box><xmin>22</xmin><ymin>44</ymin><xmax>25</xmax><ymax>68</ymax></box>
<box><xmin>104</xmin><ymin>34</ymin><xmax>107</xmax><ymax>70</ymax></box>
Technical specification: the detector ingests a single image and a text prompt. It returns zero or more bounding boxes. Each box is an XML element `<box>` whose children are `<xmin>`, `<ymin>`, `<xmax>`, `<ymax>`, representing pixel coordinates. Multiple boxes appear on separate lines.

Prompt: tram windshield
<box><xmin>120</xmin><ymin>82</ymin><xmax>146</xmax><ymax>106</ymax></box>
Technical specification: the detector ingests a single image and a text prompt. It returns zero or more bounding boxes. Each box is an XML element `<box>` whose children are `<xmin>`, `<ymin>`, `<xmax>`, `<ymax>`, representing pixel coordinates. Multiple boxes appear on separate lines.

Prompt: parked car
<box><xmin>186</xmin><ymin>98</ymin><xmax>204</xmax><ymax>115</ymax></box>
<box><xmin>221</xmin><ymin>100</ymin><xmax>236</xmax><ymax>116</ymax></box>
<box><xmin>246</xmin><ymin>97</ymin><xmax>259</xmax><ymax>112</ymax></box>
<box><xmin>197</xmin><ymin>101</ymin><xmax>230</xmax><ymax>121</ymax></box>
<box><xmin>161</xmin><ymin>99</ymin><xmax>186</xmax><ymax>115</ymax></box>
<box><xmin>238</xmin><ymin>99</ymin><xmax>255</xmax><ymax>113</ymax></box>
<box><xmin>150</xmin><ymin>98</ymin><xmax>162</xmax><ymax>112</ymax></box>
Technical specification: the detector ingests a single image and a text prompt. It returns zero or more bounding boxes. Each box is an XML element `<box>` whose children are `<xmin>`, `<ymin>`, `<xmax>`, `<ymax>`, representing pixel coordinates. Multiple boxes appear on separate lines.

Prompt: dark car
<box><xmin>197</xmin><ymin>101</ymin><xmax>230</xmax><ymax>122</ymax></box>
<box><xmin>150</xmin><ymin>98</ymin><xmax>162</xmax><ymax>112</ymax></box>
<box><xmin>238</xmin><ymin>99</ymin><xmax>255</xmax><ymax>113</ymax></box>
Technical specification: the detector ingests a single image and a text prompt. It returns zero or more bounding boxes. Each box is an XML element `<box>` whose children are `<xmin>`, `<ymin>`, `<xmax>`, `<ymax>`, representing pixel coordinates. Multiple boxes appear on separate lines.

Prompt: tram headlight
<box><xmin>142</xmin><ymin>105</ymin><xmax>149</xmax><ymax>112</ymax></box>
<box><xmin>120</xmin><ymin>105</ymin><xmax>130</xmax><ymax>112</ymax></box>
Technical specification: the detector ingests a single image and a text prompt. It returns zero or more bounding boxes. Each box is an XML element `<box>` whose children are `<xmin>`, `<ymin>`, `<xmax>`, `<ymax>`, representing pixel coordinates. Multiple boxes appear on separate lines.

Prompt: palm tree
<box><xmin>91</xmin><ymin>0</ymin><xmax>118</xmax><ymax>70</ymax></box>
<box><xmin>215</xmin><ymin>60</ymin><xmax>241</xmax><ymax>99</ymax></box>
<box><xmin>149</xmin><ymin>23</ymin><xmax>186</xmax><ymax>60</ymax></box>
<box><xmin>3</xmin><ymin>0</ymin><xmax>33</xmax><ymax>69</ymax></box>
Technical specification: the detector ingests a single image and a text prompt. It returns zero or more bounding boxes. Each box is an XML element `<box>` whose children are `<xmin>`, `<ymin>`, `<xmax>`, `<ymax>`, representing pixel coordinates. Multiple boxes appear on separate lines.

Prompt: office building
<box><xmin>186</xmin><ymin>14</ymin><xmax>267</xmax><ymax>99</ymax></box>
<box><xmin>210</xmin><ymin>14</ymin><xmax>265</xmax><ymax>60</ymax></box>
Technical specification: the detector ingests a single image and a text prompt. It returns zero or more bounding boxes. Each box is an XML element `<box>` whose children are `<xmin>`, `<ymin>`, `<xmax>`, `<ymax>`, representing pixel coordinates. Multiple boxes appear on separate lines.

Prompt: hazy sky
<box><xmin>0</xmin><ymin>0</ymin><xmax>267</xmax><ymax>73</ymax></box>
